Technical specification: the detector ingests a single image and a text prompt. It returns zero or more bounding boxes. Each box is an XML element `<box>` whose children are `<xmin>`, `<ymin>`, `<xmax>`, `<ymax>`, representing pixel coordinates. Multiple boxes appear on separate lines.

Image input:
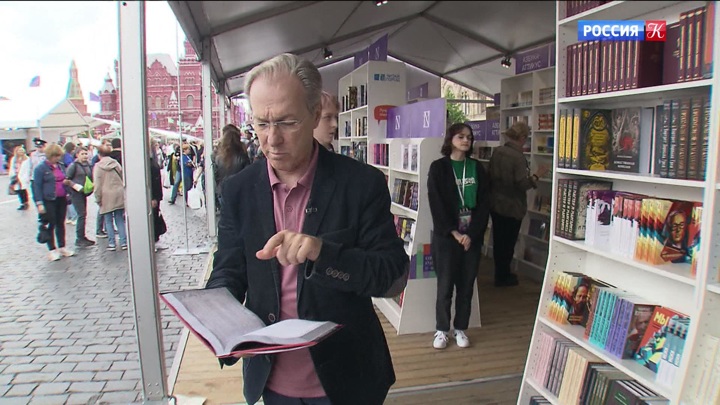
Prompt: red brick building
<box><xmin>94</xmin><ymin>41</ymin><xmax>230</xmax><ymax>140</ymax></box>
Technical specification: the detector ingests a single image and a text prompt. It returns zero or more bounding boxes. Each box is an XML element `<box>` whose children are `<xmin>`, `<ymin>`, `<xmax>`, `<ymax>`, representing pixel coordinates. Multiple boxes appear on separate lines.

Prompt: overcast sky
<box><xmin>0</xmin><ymin>1</ymin><xmax>184</xmax><ymax>117</ymax></box>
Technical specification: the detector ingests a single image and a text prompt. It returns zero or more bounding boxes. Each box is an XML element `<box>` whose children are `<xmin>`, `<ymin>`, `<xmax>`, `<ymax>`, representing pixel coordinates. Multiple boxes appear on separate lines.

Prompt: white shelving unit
<box><xmin>337</xmin><ymin>60</ymin><xmax>406</xmax><ymax>165</ymax></box>
<box><xmin>519</xmin><ymin>1</ymin><xmax>720</xmax><ymax>405</ymax></box>
<box><xmin>500</xmin><ymin>66</ymin><xmax>556</xmax><ymax>279</ymax></box>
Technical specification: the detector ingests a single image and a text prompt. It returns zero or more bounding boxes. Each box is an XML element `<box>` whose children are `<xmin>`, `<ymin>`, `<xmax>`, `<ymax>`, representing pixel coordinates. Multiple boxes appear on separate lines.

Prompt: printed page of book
<box><xmin>161</xmin><ymin>288</ymin><xmax>267</xmax><ymax>356</ymax></box>
<box><xmin>239</xmin><ymin>319</ymin><xmax>340</xmax><ymax>349</ymax></box>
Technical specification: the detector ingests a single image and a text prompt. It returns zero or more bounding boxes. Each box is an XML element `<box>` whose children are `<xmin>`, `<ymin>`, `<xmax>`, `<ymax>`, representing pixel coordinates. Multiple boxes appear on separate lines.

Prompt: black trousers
<box><xmin>490</xmin><ymin>211</ymin><xmax>523</xmax><ymax>281</ymax></box>
<box><xmin>70</xmin><ymin>192</ymin><xmax>88</xmax><ymax>241</ymax></box>
<box><xmin>432</xmin><ymin>232</ymin><xmax>482</xmax><ymax>332</ymax></box>
<box><xmin>42</xmin><ymin>197</ymin><xmax>68</xmax><ymax>251</ymax></box>
<box><xmin>17</xmin><ymin>189</ymin><xmax>28</xmax><ymax>205</ymax></box>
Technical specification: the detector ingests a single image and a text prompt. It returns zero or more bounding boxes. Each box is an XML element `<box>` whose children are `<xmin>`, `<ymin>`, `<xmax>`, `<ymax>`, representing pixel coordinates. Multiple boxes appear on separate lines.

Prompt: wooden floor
<box><xmin>171</xmin><ymin>258</ymin><xmax>542</xmax><ymax>404</ymax></box>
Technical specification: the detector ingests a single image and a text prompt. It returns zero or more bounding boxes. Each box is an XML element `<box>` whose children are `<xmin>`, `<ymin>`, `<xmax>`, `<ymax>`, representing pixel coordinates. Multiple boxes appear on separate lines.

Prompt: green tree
<box><xmin>444</xmin><ymin>88</ymin><xmax>467</xmax><ymax>125</ymax></box>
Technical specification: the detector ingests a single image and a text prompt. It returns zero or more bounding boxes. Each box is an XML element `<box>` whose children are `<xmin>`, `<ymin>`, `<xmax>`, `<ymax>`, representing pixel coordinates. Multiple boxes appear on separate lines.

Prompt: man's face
<box><xmin>250</xmin><ymin>73</ymin><xmax>320</xmax><ymax>174</ymax></box>
<box><xmin>635</xmin><ymin>309</ymin><xmax>652</xmax><ymax>333</ymax></box>
<box><xmin>77</xmin><ymin>150</ymin><xmax>89</xmax><ymax>163</ymax></box>
<box><xmin>313</xmin><ymin>101</ymin><xmax>338</xmax><ymax>147</ymax></box>
<box><xmin>671</xmin><ymin>213</ymin><xmax>686</xmax><ymax>244</ymax></box>
<box><xmin>574</xmin><ymin>286</ymin><xmax>589</xmax><ymax>304</ymax></box>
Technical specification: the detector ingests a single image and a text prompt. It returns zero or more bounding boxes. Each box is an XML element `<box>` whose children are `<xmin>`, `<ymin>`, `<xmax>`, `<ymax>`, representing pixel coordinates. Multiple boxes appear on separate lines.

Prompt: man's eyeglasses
<box><xmin>249</xmin><ymin>119</ymin><xmax>304</xmax><ymax>134</ymax></box>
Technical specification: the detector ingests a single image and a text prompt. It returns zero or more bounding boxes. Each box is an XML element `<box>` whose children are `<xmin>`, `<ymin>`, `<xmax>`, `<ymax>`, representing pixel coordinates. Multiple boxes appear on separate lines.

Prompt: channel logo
<box><xmin>578</xmin><ymin>20</ymin><xmax>667</xmax><ymax>41</ymax></box>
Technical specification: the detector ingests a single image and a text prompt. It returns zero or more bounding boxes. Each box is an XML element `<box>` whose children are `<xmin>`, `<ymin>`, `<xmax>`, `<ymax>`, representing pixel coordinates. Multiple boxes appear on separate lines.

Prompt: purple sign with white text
<box><xmin>407</xmin><ymin>82</ymin><xmax>429</xmax><ymax>101</ymax></box>
<box><xmin>466</xmin><ymin>120</ymin><xmax>487</xmax><ymax>141</ymax></box>
<box><xmin>487</xmin><ymin>119</ymin><xmax>500</xmax><ymax>142</ymax></box>
<box><xmin>369</xmin><ymin>34</ymin><xmax>388</xmax><ymax>62</ymax></box>
<box><xmin>515</xmin><ymin>44</ymin><xmax>552</xmax><ymax>75</ymax></box>
<box><xmin>386</xmin><ymin>98</ymin><xmax>446</xmax><ymax>139</ymax></box>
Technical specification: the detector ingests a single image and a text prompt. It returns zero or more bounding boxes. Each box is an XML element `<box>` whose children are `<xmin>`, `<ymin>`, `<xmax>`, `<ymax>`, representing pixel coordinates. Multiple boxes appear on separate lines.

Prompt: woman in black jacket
<box><xmin>427</xmin><ymin>123</ymin><xmax>490</xmax><ymax>350</ymax></box>
<box><xmin>213</xmin><ymin>124</ymin><xmax>251</xmax><ymax>211</ymax></box>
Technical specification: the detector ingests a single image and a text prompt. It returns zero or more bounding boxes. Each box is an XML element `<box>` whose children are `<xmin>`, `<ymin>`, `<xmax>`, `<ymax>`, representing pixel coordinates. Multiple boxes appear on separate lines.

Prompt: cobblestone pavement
<box><xmin>0</xmin><ymin>174</ymin><xmax>215</xmax><ymax>404</ymax></box>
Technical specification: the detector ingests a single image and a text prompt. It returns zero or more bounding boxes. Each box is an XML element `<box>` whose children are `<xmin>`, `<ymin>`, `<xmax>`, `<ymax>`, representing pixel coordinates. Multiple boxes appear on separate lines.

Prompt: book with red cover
<box><xmin>634</xmin><ymin>306</ymin><xmax>689</xmax><ymax>373</ymax></box>
<box><xmin>160</xmin><ymin>287</ymin><xmax>342</xmax><ymax>358</ymax></box>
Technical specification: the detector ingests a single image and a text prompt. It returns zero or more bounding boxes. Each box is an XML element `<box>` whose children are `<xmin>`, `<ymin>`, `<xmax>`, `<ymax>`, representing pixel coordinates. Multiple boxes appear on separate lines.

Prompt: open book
<box><xmin>160</xmin><ymin>287</ymin><xmax>341</xmax><ymax>358</ymax></box>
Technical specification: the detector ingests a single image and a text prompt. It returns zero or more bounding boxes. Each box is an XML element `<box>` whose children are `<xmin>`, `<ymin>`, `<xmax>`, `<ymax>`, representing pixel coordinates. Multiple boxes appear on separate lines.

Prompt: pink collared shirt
<box><xmin>265</xmin><ymin>143</ymin><xmax>326</xmax><ymax>398</ymax></box>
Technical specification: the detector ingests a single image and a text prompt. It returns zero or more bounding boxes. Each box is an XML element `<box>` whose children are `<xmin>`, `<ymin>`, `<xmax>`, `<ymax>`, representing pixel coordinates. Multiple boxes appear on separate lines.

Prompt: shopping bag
<box><xmin>83</xmin><ymin>176</ymin><xmax>94</xmax><ymax>195</ymax></box>
<box><xmin>187</xmin><ymin>188</ymin><xmax>203</xmax><ymax>210</ymax></box>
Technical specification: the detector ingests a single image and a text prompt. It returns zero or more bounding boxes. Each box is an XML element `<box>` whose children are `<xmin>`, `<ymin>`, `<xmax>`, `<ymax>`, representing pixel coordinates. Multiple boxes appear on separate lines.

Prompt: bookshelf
<box><xmin>337</xmin><ymin>60</ymin><xmax>406</xmax><ymax>165</ymax></box>
<box><xmin>499</xmin><ymin>66</ymin><xmax>556</xmax><ymax>280</ymax></box>
<box><xmin>519</xmin><ymin>1</ymin><xmax>719</xmax><ymax>405</ymax></box>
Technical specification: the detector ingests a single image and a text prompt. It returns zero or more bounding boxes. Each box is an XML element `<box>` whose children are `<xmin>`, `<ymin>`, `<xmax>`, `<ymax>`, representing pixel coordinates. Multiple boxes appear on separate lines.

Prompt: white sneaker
<box><xmin>58</xmin><ymin>247</ymin><xmax>75</xmax><ymax>257</ymax></box>
<box><xmin>48</xmin><ymin>250</ymin><xmax>61</xmax><ymax>261</ymax></box>
<box><xmin>454</xmin><ymin>330</ymin><xmax>470</xmax><ymax>348</ymax></box>
<box><xmin>433</xmin><ymin>331</ymin><xmax>449</xmax><ymax>349</ymax></box>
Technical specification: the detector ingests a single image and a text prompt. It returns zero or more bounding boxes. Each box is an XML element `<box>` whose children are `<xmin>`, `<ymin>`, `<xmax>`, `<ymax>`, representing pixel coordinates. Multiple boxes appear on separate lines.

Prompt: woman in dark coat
<box><xmin>213</xmin><ymin>124</ymin><xmax>251</xmax><ymax>211</ymax></box>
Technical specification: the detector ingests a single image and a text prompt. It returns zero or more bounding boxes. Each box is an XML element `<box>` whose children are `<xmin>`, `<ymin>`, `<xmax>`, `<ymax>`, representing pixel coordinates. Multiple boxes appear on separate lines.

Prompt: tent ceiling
<box><xmin>168</xmin><ymin>1</ymin><xmax>556</xmax><ymax>98</ymax></box>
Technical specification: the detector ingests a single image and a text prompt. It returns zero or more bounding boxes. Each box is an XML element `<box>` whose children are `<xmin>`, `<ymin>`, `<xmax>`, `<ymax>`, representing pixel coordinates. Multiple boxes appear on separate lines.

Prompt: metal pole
<box><xmin>202</xmin><ymin>38</ymin><xmax>217</xmax><ymax>239</ymax></box>
<box><xmin>117</xmin><ymin>1</ymin><xmax>169</xmax><ymax>403</ymax></box>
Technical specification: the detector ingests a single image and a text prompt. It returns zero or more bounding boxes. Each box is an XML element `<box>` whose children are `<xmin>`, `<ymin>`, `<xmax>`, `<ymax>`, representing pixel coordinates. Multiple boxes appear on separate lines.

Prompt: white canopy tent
<box><xmin>91</xmin><ymin>116</ymin><xmax>203</xmax><ymax>143</ymax></box>
<box><xmin>168</xmin><ymin>1</ymin><xmax>557</xmax><ymax>98</ymax></box>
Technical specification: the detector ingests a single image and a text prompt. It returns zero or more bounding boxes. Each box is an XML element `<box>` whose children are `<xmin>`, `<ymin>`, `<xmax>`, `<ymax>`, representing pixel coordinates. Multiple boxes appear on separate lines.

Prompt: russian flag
<box><xmin>89</xmin><ymin>92</ymin><xmax>101</xmax><ymax>102</ymax></box>
<box><xmin>29</xmin><ymin>76</ymin><xmax>40</xmax><ymax>87</ymax></box>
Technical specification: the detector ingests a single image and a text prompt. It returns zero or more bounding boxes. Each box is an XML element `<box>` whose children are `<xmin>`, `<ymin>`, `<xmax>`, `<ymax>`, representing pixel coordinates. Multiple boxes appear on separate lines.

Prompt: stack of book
<box><xmin>391</xmin><ymin>179</ymin><xmax>419</xmax><ymax>211</ymax></box>
<box><xmin>373</xmin><ymin>143</ymin><xmax>389</xmax><ymax>166</ymax></box>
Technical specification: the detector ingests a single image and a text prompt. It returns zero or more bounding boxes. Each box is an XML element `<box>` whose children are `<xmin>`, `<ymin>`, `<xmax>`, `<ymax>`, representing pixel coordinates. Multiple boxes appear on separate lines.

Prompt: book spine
<box><xmin>699</xmin><ymin>95</ymin><xmax>710</xmax><ymax>180</ymax></box>
<box><xmin>702</xmin><ymin>2</ymin><xmax>715</xmax><ymax>78</ymax></box>
<box><xmin>571</xmin><ymin>108</ymin><xmax>581</xmax><ymax>169</ymax></box>
<box><xmin>612</xmin><ymin>42</ymin><xmax>620</xmax><ymax>91</ymax></box>
<box><xmin>574</xmin><ymin>43</ymin><xmax>581</xmax><ymax>97</ymax></box>
<box><xmin>629</xmin><ymin>40</ymin><xmax>638</xmax><ymax>89</ymax></box>
<box><xmin>676</xmin><ymin>97</ymin><xmax>691</xmax><ymax>179</ymax></box>
<box><xmin>667</xmin><ymin>98</ymin><xmax>680</xmax><ymax>178</ymax></box>
<box><xmin>569</xmin><ymin>180</ymin><xmax>579</xmax><ymax>239</ymax></box>
<box><xmin>582</xmin><ymin>42</ymin><xmax>589</xmax><ymax>95</ymax></box>
<box><xmin>679</xmin><ymin>11</ymin><xmax>689</xmax><ymax>82</ymax></box>
<box><xmin>559</xmin><ymin>109</ymin><xmax>567</xmax><ymax>168</ymax></box>
<box><xmin>566</xmin><ymin>45</ymin><xmax>574</xmax><ymax>98</ymax></box>
<box><xmin>618</xmin><ymin>41</ymin><xmax>627</xmax><ymax>91</ymax></box>
<box><xmin>687</xmin><ymin>97</ymin><xmax>702</xmax><ymax>180</ymax></box>
<box><xmin>693</xmin><ymin>7</ymin><xmax>705</xmax><ymax>80</ymax></box>
<box><xmin>600</xmin><ymin>41</ymin><xmax>608</xmax><ymax>93</ymax></box>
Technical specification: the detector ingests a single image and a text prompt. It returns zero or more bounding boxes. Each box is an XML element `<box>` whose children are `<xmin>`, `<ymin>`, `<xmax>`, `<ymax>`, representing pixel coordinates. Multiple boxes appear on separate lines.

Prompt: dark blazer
<box><xmin>207</xmin><ymin>144</ymin><xmax>409</xmax><ymax>405</ymax></box>
<box><xmin>427</xmin><ymin>156</ymin><xmax>490</xmax><ymax>244</ymax></box>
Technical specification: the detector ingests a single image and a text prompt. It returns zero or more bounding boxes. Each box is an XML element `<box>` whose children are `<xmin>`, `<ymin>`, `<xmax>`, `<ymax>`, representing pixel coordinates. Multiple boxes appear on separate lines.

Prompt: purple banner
<box><xmin>386</xmin><ymin>98</ymin><xmax>446</xmax><ymax>139</ymax></box>
<box><xmin>487</xmin><ymin>119</ymin><xmax>500</xmax><ymax>142</ymax></box>
<box><xmin>354</xmin><ymin>49</ymin><xmax>370</xmax><ymax>69</ymax></box>
<box><xmin>369</xmin><ymin>34</ymin><xmax>388</xmax><ymax>62</ymax></box>
<box><xmin>466</xmin><ymin>120</ymin><xmax>487</xmax><ymax>141</ymax></box>
<box><xmin>515</xmin><ymin>44</ymin><xmax>552</xmax><ymax>75</ymax></box>
<box><xmin>406</xmin><ymin>82</ymin><xmax>429</xmax><ymax>101</ymax></box>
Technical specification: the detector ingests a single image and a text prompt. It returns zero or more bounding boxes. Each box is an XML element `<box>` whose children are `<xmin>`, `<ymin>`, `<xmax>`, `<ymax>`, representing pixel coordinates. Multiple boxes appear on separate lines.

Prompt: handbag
<box><xmin>155</xmin><ymin>211</ymin><xmax>168</xmax><ymax>236</ymax></box>
<box><xmin>37</xmin><ymin>218</ymin><xmax>52</xmax><ymax>244</ymax></box>
<box><xmin>83</xmin><ymin>176</ymin><xmax>94</xmax><ymax>194</ymax></box>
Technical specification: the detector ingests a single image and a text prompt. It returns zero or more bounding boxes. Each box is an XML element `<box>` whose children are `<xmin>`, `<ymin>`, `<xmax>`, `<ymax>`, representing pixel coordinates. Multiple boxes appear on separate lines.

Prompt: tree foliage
<box><xmin>444</xmin><ymin>87</ymin><xmax>467</xmax><ymax>125</ymax></box>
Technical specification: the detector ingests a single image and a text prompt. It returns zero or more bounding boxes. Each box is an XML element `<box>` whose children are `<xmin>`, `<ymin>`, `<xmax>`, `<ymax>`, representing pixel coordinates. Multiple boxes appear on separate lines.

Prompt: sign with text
<box><xmin>515</xmin><ymin>44</ymin><xmax>554</xmax><ymax>75</ymax></box>
<box><xmin>369</xmin><ymin>34</ymin><xmax>388</xmax><ymax>61</ymax></box>
<box><xmin>354</xmin><ymin>34</ymin><xmax>388</xmax><ymax>68</ymax></box>
<box><xmin>373</xmin><ymin>105</ymin><xmax>395</xmax><ymax>124</ymax></box>
<box><xmin>487</xmin><ymin>119</ymin><xmax>500</xmax><ymax>142</ymax></box>
<box><xmin>407</xmin><ymin>83</ymin><xmax>429</xmax><ymax>101</ymax></box>
<box><xmin>466</xmin><ymin>120</ymin><xmax>487</xmax><ymax>141</ymax></box>
<box><xmin>386</xmin><ymin>98</ymin><xmax>446</xmax><ymax>139</ymax></box>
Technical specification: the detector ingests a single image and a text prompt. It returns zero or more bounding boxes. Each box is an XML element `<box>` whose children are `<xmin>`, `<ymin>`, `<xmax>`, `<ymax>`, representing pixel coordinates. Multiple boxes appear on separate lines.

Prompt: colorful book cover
<box><xmin>610</xmin><ymin>107</ymin><xmax>641</xmax><ymax>172</ymax></box>
<box><xmin>635</xmin><ymin>307</ymin><xmax>688</xmax><ymax>373</ymax></box>
<box><xmin>580</xmin><ymin>109</ymin><xmax>613</xmax><ymax>171</ymax></box>
<box><xmin>652</xmin><ymin>199</ymin><xmax>695</xmax><ymax>265</ymax></box>
<box><xmin>688</xmin><ymin>203</ymin><xmax>702</xmax><ymax>276</ymax></box>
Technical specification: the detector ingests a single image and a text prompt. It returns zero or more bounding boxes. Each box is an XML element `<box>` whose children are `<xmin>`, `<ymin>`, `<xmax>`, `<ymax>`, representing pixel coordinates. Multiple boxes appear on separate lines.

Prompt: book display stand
<box><xmin>519</xmin><ymin>1</ymin><xmax>719</xmax><ymax>404</ymax></box>
<box><xmin>499</xmin><ymin>66</ymin><xmax>556</xmax><ymax>280</ymax></box>
<box><xmin>339</xmin><ymin>62</ymin><xmax>481</xmax><ymax>335</ymax></box>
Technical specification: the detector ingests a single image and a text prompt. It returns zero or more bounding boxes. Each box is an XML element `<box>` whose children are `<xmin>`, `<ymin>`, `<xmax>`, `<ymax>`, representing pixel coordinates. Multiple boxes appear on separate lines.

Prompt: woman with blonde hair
<box><xmin>488</xmin><ymin>121</ymin><xmax>548</xmax><ymax>287</ymax></box>
<box><xmin>9</xmin><ymin>146</ymin><xmax>31</xmax><ymax>210</ymax></box>
<box><xmin>32</xmin><ymin>143</ymin><xmax>75</xmax><ymax>261</ymax></box>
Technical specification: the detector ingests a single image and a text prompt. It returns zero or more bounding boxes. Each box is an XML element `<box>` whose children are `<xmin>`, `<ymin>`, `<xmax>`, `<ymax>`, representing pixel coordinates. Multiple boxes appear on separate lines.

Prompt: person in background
<box><xmin>32</xmin><ymin>143</ymin><xmax>75</xmax><ymax>261</ymax></box>
<box><xmin>427</xmin><ymin>123</ymin><xmax>490</xmax><ymax>350</ymax></box>
<box><xmin>93</xmin><ymin>139</ymin><xmax>112</xmax><ymax>239</ymax></box>
<box><xmin>207</xmin><ymin>53</ymin><xmax>408</xmax><ymax>405</ymax></box>
<box><xmin>177</xmin><ymin>144</ymin><xmax>195</xmax><ymax>206</ymax></box>
<box><xmin>109</xmin><ymin>138</ymin><xmax>123</xmax><ymax>166</ymax></box>
<box><xmin>94</xmin><ymin>145</ymin><xmax>127</xmax><ymax>251</ymax></box>
<box><xmin>149</xmin><ymin>140</ymin><xmax>168</xmax><ymax>251</ymax></box>
<box><xmin>62</xmin><ymin>142</ymin><xmax>79</xmax><ymax>226</ymax></box>
<box><xmin>244</xmin><ymin>129</ymin><xmax>258</xmax><ymax>161</ymax></box>
<box><xmin>28</xmin><ymin>138</ymin><xmax>47</xmax><ymax>179</ymax></box>
<box><xmin>167</xmin><ymin>144</ymin><xmax>182</xmax><ymax>205</ymax></box>
<box><xmin>64</xmin><ymin>146</ymin><xmax>95</xmax><ymax>247</ymax></box>
<box><xmin>213</xmin><ymin>124</ymin><xmax>251</xmax><ymax>212</ymax></box>
<box><xmin>9</xmin><ymin>146</ymin><xmax>31</xmax><ymax>210</ymax></box>
<box><xmin>312</xmin><ymin>91</ymin><xmax>339</xmax><ymax>152</ymax></box>
<box><xmin>488</xmin><ymin>121</ymin><xmax>548</xmax><ymax>287</ymax></box>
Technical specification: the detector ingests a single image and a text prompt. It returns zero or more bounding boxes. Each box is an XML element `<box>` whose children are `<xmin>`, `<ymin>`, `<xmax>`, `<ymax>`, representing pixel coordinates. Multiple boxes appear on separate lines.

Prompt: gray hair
<box><xmin>244</xmin><ymin>53</ymin><xmax>323</xmax><ymax>115</ymax></box>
